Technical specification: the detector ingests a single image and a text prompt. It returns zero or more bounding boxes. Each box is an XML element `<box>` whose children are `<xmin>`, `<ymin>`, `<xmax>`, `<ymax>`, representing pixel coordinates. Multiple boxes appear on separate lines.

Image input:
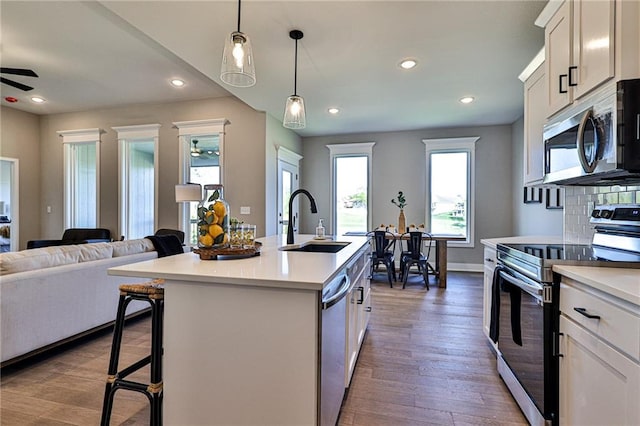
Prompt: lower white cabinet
<box><xmin>558</xmin><ymin>278</ymin><xmax>640</xmax><ymax>425</ymax></box>
<box><xmin>346</xmin><ymin>245</ymin><xmax>371</xmax><ymax>387</ymax></box>
<box><xmin>482</xmin><ymin>245</ymin><xmax>497</xmax><ymax>349</ymax></box>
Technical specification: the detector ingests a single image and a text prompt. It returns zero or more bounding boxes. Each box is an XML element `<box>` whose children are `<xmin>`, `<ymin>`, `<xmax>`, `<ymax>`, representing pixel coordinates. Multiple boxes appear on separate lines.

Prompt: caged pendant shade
<box><xmin>220</xmin><ymin>0</ymin><xmax>256</xmax><ymax>88</ymax></box>
<box><xmin>283</xmin><ymin>30</ymin><xmax>306</xmax><ymax>129</ymax></box>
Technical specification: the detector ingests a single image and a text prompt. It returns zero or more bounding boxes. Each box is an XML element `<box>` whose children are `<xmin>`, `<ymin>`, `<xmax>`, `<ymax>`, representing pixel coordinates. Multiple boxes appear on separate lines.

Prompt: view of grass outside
<box><xmin>430</xmin><ymin>152</ymin><xmax>467</xmax><ymax>237</ymax></box>
<box><xmin>335</xmin><ymin>156</ymin><xmax>368</xmax><ymax>236</ymax></box>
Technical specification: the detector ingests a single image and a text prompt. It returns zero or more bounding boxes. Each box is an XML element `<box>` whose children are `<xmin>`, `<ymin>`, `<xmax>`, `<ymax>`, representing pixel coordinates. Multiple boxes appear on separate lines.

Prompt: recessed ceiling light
<box><xmin>328</xmin><ymin>107</ymin><xmax>340</xmax><ymax>115</ymax></box>
<box><xmin>399</xmin><ymin>59</ymin><xmax>417</xmax><ymax>70</ymax></box>
<box><xmin>459</xmin><ymin>96</ymin><xmax>475</xmax><ymax>104</ymax></box>
<box><xmin>31</xmin><ymin>96</ymin><xmax>46</xmax><ymax>103</ymax></box>
<box><xmin>171</xmin><ymin>79</ymin><xmax>185</xmax><ymax>87</ymax></box>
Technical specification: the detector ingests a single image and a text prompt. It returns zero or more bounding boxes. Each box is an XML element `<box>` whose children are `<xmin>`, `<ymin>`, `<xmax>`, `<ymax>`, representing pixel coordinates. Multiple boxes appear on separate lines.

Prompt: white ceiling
<box><xmin>1</xmin><ymin>1</ymin><xmax>546</xmax><ymax>137</ymax></box>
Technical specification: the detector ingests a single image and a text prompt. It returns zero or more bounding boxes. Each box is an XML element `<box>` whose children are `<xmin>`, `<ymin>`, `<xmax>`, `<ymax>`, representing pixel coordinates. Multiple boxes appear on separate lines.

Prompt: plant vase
<box><xmin>398</xmin><ymin>209</ymin><xmax>406</xmax><ymax>233</ymax></box>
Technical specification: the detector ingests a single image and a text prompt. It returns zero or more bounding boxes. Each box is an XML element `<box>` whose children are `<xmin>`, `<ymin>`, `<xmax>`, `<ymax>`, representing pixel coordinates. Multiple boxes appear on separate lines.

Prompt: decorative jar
<box><xmin>197</xmin><ymin>184</ymin><xmax>230</xmax><ymax>249</ymax></box>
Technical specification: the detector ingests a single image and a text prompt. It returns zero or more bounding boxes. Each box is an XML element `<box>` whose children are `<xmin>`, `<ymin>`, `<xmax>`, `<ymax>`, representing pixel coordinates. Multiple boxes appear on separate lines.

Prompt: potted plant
<box><xmin>391</xmin><ymin>191</ymin><xmax>407</xmax><ymax>232</ymax></box>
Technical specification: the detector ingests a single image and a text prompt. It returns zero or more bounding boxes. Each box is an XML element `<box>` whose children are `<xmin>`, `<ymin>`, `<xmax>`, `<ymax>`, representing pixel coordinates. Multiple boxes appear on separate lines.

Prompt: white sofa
<box><xmin>0</xmin><ymin>239</ymin><xmax>160</xmax><ymax>365</ymax></box>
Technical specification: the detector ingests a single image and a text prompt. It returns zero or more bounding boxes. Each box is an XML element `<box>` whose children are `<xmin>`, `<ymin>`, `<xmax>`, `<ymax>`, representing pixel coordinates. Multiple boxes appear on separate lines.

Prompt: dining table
<box><xmin>386</xmin><ymin>231</ymin><xmax>466</xmax><ymax>288</ymax></box>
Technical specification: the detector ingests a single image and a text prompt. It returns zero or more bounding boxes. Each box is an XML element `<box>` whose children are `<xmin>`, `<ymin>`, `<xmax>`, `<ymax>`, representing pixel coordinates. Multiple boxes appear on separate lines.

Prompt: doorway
<box><xmin>276</xmin><ymin>146</ymin><xmax>302</xmax><ymax>237</ymax></box>
<box><xmin>0</xmin><ymin>158</ymin><xmax>19</xmax><ymax>252</ymax></box>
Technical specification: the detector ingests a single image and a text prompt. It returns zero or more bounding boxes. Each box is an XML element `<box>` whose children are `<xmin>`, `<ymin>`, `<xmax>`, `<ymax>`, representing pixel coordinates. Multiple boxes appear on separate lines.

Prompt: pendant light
<box><xmin>220</xmin><ymin>0</ymin><xmax>256</xmax><ymax>87</ymax></box>
<box><xmin>283</xmin><ymin>30</ymin><xmax>306</xmax><ymax>129</ymax></box>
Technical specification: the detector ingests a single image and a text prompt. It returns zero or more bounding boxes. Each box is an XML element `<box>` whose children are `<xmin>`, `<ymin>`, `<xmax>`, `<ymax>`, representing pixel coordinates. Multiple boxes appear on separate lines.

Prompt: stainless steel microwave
<box><xmin>543</xmin><ymin>78</ymin><xmax>640</xmax><ymax>185</ymax></box>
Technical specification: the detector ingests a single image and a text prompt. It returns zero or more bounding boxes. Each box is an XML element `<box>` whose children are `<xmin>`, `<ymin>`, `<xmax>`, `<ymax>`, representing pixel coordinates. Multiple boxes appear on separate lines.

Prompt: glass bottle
<box><xmin>197</xmin><ymin>184</ymin><xmax>230</xmax><ymax>249</ymax></box>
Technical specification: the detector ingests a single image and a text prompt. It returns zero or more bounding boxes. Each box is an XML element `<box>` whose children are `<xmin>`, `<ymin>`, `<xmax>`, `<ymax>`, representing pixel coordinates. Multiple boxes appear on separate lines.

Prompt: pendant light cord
<box><xmin>237</xmin><ymin>0</ymin><xmax>242</xmax><ymax>32</ymax></box>
<box><xmin>293</xmin><ymin>38</ymin><xmax>298</xmax><ymax>96</ymax></box>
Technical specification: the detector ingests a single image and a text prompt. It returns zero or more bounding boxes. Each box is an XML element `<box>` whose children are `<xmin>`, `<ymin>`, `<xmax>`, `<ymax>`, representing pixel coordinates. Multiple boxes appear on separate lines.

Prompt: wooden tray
<box><xmin>194</xmin><ymin>241</ymin><xmax>262</xmax><ymax>260</ymax></box>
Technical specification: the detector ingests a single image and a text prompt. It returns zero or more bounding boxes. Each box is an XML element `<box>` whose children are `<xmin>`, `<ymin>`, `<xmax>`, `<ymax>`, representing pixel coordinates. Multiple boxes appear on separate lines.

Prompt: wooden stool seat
<box><xmin>101</xmin><ymin>280</ymin><xmax>165</xmax><ymax>426</ymax></box>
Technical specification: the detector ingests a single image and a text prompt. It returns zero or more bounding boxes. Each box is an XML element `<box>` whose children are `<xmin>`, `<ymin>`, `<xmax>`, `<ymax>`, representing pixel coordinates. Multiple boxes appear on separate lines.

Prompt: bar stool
<box><xmin>101</xmin><ymin>280</ymin><xmax>164</xmax><ymax>426</ymax></box>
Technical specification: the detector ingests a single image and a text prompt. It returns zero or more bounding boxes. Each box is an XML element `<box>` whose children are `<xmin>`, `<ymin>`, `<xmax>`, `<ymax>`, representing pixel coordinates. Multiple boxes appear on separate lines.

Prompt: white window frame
<box><xmin>423</xmin><ymin>137</ymin><xmax>479</xmax><ymax>248</ymax></box>
<box><xmin>173</xmin><ymin>119</ymin><xmax>229</xmax><ymax>238</ymax></box>
<box><xmin>58</xmin><ymin>128</ymin><xmax>103</xmax><ymax>229</ymax></box>
<box><xmin>113</xmin><ymin>124</ymin><xmax>161</xmax><ymax>240</ymax></box>
<box><xmin>326</xmin><ymin>142</ymin><xmax>375</xmax><ymax>235</ymax></box>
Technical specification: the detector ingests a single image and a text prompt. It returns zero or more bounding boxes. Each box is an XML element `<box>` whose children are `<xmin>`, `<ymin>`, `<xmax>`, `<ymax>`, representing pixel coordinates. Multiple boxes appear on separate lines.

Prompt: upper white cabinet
<box><xmin>522</xmin><ymin>55</ymin><xmax>547</xmax><ymax>185</ymax></box>
<box><xmin>539</xmin><ymin>0</ymin><xmax>640</xmax><ymax>118</ymax></box>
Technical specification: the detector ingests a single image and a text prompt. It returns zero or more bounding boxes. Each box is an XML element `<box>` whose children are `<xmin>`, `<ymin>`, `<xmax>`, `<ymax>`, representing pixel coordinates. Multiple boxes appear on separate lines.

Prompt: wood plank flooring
<box><xmin>0</xmin><ymin>272</ymin><xmax>527</xmax><ymax>425</ymax></box>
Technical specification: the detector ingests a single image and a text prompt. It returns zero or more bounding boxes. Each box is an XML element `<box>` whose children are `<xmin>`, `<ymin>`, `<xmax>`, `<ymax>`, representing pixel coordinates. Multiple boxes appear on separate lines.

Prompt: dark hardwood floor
<box><xmin>0</xmin><ymin>272</ymin><xmax>526</xmax><ymax>425</ymax></box>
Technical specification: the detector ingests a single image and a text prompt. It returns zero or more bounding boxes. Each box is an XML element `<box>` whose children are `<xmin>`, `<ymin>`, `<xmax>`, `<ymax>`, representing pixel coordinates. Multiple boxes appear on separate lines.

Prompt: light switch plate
<box><xmin>240</xmin><ymin>206</ymin><xmax>251</xmax><ymax>215</ymax></box>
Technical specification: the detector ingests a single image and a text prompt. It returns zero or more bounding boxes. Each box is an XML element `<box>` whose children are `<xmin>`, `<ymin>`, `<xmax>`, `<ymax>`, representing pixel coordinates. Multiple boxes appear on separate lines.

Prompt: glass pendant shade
<box><xmin>283</xmin><ymin>95</ymin><xmax>306</xmax><ymax>129</ymax></box>
<box><xmin>220</xmin><ymin>31</ymin><xmax>256</xmax><ymax>87</ymax></box>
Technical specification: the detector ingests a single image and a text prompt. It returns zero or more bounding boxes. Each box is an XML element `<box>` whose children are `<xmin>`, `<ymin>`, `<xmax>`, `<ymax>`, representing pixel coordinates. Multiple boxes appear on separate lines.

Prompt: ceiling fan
<box><xmin>1</xmin><ymin>67</ymin><xmax>39</xmax><ymax>92</ymax></box>
<box><xmin>191</xmin><ymin>140</ymin><xmax>219</xmax><ymax>159</ymax></box>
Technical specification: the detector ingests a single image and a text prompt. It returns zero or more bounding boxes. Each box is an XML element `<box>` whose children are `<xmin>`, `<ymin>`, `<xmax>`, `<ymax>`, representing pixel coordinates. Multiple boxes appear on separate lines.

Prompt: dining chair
<box><xmin>367</xmin><ymin>230</ymin><xmax>397</xmax><ymax>287</ymax></box>
<box><xmin>400</xmin><ymin>231</ymin><xmax>433</xmax><ymax>289</ymax></box>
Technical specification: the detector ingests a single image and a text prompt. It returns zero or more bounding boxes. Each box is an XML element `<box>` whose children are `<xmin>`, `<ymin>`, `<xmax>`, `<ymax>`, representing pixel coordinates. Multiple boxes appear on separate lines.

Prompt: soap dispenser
<box><xmin>315</xmin><ymin>219</ymin><xmax>326</xmax><ymax>239</ymax></box>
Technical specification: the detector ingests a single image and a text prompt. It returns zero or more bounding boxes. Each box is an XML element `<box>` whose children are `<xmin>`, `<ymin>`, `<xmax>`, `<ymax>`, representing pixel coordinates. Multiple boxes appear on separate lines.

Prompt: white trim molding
<box><xmin>423</xmin><ymin>136</ymin><xmax>479</xmax><ymax>248</ymax></box>
<box><xmin>276</xmin><ymin>145</ymin><xmax>303</xmax><ymax>165</ymax></box>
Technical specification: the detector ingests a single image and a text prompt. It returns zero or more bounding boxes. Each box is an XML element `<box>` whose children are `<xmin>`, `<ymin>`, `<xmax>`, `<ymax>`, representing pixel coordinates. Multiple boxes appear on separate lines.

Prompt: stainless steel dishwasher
<box><xmin>320</xmin><ymin>269</ymin><xmax>353</xmax><ymax>426</ymax></box>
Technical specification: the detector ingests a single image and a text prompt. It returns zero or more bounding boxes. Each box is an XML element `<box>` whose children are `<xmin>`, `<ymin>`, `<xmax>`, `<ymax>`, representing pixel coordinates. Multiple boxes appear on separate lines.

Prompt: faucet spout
<box><xmin>287</xmin><ymin>189</ymin><xmax>318</xmax><ymax>245</ymax></box>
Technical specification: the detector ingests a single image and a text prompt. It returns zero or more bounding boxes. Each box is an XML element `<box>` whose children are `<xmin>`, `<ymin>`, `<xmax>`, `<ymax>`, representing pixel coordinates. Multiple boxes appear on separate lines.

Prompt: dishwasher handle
<box><xmin>322</xmin><ymin>275</ymin><xmax>351</xmax><ymax>309</ymax></box>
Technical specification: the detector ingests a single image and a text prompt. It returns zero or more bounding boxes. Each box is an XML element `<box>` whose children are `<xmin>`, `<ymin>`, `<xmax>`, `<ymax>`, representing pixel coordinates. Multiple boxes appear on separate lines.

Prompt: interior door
<box><xmin>0</xmin><ymin>158</ymin><xmax>18</xmax><ymax>252</ymax></box>
<box><xmin>277</xmin><ymin>159</ymin><xmax>299</xmax><ymax>236</ymax></box>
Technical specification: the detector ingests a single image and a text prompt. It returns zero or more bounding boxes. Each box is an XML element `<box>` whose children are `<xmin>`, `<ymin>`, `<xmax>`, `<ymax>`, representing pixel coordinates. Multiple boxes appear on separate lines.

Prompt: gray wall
<box><xmin>511</xmin><ymin>116</ymin><xmax>563</xmax><ymax>236</ymax></box>
<box><xmin>33</xmin><ymin>96</ymin><xmax>267</xmax><ymax>241</ymax></box>
<box><xmin>301</xmin><ymin>124</ymin><xmax>516</xmax><ymax>267</ymax></box>
<box><xmin>0</xmin><ymin>107</ymin><xmax>42</xmax><ymax>249</ymax></box>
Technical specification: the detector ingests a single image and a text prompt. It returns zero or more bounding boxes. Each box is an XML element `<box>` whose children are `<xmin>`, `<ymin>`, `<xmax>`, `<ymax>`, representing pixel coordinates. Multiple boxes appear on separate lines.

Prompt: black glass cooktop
<box><xmin>499</xmin><ymin>243</ymin><xmax>640</xmax><ymax>264</ymax></box>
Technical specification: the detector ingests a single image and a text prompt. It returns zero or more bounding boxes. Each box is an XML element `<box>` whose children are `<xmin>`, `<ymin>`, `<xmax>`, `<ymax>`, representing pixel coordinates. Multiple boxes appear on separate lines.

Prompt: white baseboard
<box><xmin>447</xmin><ymin>262</ymin><xmax>483</xmax><ymax>273</ymax></box>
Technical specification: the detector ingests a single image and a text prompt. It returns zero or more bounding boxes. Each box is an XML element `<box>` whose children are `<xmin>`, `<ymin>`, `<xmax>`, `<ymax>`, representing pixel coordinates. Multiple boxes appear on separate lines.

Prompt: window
<box><xmin>327</xmin><ymin>143</ymin><xmax>374</xmax><ymax>236</ymax></box>
<box><xmin>113</xmin><ymin>124</ymin><xmax>160</xmax><ymax>240</ymax></box>
<box><xmin>174</xmin><ymin>119</ymin><xmax>228</xmax><ymax>246</ymax></box>
<box><xmin>59</xmin><ymin>128</ymin><xmax>102</xmax><ymax>229</ymax></box>
<box><xmin>423</xmin><ymin>137</ymin><xmax>478</xmax><ymax>246</ymax></box>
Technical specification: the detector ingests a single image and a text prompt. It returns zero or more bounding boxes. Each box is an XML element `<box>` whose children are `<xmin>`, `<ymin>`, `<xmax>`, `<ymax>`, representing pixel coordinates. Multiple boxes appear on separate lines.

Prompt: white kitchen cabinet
<box><xmin>545</xmin><ymin>0</ymin><xmax>573</xmax><ymax>117</ymax></box>
<box><xmin>558</xmin><ymin>277</ymin><xmax>640</xmax><ymax>425</ymax></box>
<box><xmin>541</xmin><ymin>0</ymin><xmax>640</xmax><ymax>119</ymax></box>
<box><xmin>545</xmin><ymin>0</ymin><xmax>614</xmax><ymax>117</ymax></box>
<box><xmin>482</xmin><ymin>245</ymin><xmax>497</xmax><ymax>351</ymax></box>
<box><xmin>523</xmin><ymin>59</ymin><xmax>547</xmax><ymax>185</ymax></box>
<box><xmin>346</xmin><ymin>244</ymin><xmax>372</xmax><ymax>387</ymax></box>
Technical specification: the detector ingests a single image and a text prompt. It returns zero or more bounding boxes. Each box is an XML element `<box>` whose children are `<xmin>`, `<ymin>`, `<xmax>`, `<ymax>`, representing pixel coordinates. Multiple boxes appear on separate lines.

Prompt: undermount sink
<box><xmin>279</xmin><ymin>241</ymin><xmax>351</xmax><ymax>253</ymax></box>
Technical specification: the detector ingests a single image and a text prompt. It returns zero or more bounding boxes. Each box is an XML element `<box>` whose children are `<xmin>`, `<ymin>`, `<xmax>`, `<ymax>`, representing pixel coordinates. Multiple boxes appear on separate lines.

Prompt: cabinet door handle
<box><xmin>484</xmin><ymin>258</ymin><xmax>494</xmax><ymax>262</ymax></box>
<box><xmin>365</xmin><ymin>306</ymin><xmax>372</xmax><ymax>312</ymax></box>
<box><xmin>357</xmin><ymin>286</ymin><xmax>364</xmax><ymax>304</ymax></box>
<box><xmin>559</xmin><ymin>74</ymin><xmax>568</xmax><ymax>94</ymax></box>
<box><xmin>574</xmin><ymin>307</ymin><xmax>600</xmax><ymax>320</ymax></box>
<box><xmin>568</xmin><ymin>66</ymin><xmax>578</xmax><ymax>87</ymax></box>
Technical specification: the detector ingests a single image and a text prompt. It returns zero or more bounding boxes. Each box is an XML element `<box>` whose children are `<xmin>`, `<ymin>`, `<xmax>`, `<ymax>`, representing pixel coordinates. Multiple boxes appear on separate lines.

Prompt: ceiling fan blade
<box><xmin>0</xmin><ymin>67</ymin><xmax>38</xmax><ymax>78</ymax></box>
<box><xmin>0</xmin><ymin>77</ymin><xmax>34</xmax><ymax>91</ymax></box>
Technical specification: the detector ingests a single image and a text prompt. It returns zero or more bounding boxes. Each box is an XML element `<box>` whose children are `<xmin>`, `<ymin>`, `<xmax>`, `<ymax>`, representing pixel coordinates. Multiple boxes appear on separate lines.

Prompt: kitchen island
<box><xmin>108</xmin><ymin>234</ymin><xmax>370</xmax><ymax>426</ymax></box>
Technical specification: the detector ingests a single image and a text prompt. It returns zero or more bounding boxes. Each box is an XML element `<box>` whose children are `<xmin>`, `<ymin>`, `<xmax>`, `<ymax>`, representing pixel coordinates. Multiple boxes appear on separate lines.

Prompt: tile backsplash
<box><xmin>563</xmin><ymin>185</ymin><xmax>640</xmax><ymax>244</ymax></box>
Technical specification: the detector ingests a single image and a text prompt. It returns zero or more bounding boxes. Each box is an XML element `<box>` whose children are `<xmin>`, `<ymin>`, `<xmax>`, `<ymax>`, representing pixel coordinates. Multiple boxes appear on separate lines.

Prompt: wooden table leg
<box><xmin>436</xmin><ymin>240</ymin><xmax>447</xmax><ymax>288</ymax></box>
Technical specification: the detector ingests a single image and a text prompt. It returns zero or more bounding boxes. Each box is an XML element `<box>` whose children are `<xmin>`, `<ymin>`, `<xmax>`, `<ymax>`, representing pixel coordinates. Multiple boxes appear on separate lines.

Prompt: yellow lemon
<box><xmin>212</xmin><ymin>201</ymin><xmax>226</xmax><ymax>221</ymax></box>
<box><xmin>223</xmin><ymin>233</ymin><xmax>230</xmax><ymax>244</ymax></box>
<box><xmin>205</xmin><ymin>210</ymin><xmax>218</xmax><ymax>224</ymax></box>
<box><xmin>208</xmin><ymin>224</ymin><xmax>224</xmax><ymax>240</ymax></box>
<box><xmin>199</xmin><ymin>234</ymin><xmax>213</xmax><ymax>247</ymax></box>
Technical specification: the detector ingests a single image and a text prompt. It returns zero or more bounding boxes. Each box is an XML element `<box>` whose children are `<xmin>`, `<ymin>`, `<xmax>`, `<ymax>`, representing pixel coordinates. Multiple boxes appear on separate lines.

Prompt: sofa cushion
<box><xmin>78</xmin><ymin>242</ymin><xmax>114</xmax><ymax>262</ymax></box>
<box><xmin>0</xmin><ymin>245</ymin><xmax>83</xmax><ymax>275</ymax></box>
<box><xmin>111</xmin><ymin>238</ymin><xmax>155</xmax><ymax>257</ymax></box>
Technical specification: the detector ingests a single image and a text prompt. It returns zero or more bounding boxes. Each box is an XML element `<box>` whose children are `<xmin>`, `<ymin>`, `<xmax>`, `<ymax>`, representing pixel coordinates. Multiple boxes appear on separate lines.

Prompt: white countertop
<box><xmin>108</xmin><ymin>234</ymin><xmax>369</xmax><ymax>291</ymax></box>
<box><xmin>553</xmin><ymin>265</ymin><xmax>640</xmax><ymax>306</ymax></box>
<box><xmin>480</xmin><ymin>235</ymin><xmax>564</xmax><ymax>249</ymax></box>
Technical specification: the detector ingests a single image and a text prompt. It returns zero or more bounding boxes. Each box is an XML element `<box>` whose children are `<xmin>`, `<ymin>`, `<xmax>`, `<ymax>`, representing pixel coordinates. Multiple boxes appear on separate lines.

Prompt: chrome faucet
<box><xmin>287</xmin><ymin>189</ymin><xmax>318</xmax><ymax>245</ymax></box>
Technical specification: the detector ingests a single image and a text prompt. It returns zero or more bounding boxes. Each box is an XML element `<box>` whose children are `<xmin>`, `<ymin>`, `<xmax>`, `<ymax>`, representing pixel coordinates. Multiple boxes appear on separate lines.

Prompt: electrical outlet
<box><xmin>240</xmin><ymin>206</ymin><xmax>250</xmax><ymax>215</ymax></box>
<box><xmin>47</xmin><ymin>206</ymin><xmax>52</xmax><ymax>213</ymax></box>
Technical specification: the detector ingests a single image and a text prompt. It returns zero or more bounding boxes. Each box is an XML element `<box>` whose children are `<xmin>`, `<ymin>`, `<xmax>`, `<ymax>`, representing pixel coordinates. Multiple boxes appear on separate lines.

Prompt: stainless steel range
<box><xmin>491</xmin><ymin>204</ymin><xmax>640</xmax><ymax>426</ymax></box>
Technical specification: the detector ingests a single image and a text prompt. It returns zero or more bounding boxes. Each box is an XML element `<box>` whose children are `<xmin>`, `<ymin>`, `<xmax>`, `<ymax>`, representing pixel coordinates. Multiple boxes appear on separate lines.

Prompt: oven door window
<box><xmin>498</xmin><ymin>280</ymin><xmax>546</xmax><ymax>414</ymax></box>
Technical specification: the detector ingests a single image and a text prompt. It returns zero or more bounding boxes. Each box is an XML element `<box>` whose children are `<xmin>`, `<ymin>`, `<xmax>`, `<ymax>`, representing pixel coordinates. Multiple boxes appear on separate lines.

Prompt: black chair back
<box><xmin>155</xmin><ymin>228</ymin><xmax>185</xmax><ymax>244</ymax></box>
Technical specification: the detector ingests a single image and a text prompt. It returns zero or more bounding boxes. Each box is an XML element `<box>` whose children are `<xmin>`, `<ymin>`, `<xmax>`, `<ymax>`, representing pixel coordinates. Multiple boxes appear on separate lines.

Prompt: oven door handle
<box><xmin>499</xmin><ymin>270</ymin><xmax>543</xmax><ymax>300</ymax></box>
